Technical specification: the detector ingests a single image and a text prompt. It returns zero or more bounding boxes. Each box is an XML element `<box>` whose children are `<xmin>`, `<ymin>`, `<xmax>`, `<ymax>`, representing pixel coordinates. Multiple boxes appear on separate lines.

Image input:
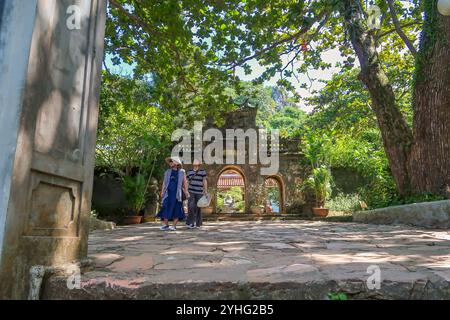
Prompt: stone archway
<box><xmin>264</xmin><ymin>175</ymin><xmax>285</xmax><ymax>214</ymax></box>
<box><xmin>214</xmin><ymin>166</ymin><xmax>247</xmax><ymax>214</ymax></box>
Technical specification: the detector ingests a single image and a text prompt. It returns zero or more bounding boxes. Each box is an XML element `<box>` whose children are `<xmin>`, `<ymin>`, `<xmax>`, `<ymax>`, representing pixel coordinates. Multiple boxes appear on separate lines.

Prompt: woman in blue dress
<box><xmin>157</xmin><ymin>156</ymin><xmax>189</xmax><ymax>231</ymax></box>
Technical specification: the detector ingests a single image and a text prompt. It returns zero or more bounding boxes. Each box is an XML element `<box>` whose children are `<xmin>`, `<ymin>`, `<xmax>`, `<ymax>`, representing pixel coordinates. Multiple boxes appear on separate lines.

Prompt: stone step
<box><xmin>42</xmin><ymin>275</ymin><xmax>450</xmax><ymax>300</ymax></box>
<box><xmin>40</xmin><ymin>221</ymin><xmax>450</xmax><ymax>300</ymax></box>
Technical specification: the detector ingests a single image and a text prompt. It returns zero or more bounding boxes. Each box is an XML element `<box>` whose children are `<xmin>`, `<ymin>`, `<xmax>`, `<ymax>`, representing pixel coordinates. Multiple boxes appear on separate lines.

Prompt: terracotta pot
<box><xmin>201</xmin><ymin>207</ymin><xmax>214</xmax><ymax>215</ymax></box>
<box><xmin>123</xmin><ymin>216</ymin><xmax>142</xmax><ymax>225</ymax></box>
<box><xmin>312</xmin><ymin>207</ymin><xmax>329</xmax><ymax>217</ymax></box>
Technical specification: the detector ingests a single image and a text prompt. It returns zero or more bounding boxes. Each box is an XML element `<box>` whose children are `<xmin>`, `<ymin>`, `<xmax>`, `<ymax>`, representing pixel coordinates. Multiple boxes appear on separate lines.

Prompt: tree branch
<box><xmin>377</xmin><ymin>21</ymin><xmax>422</xmax><ymax>39</ymax></box>
<box><xmin>109</xmin><ymin>0</ymin><xmax>165</xmax><ymax>39</ymax></box>
<box><xmin>103</xmin><ymin>58</ymin><xmax>111</xmax><ymax>76</ymax></box>
<box><xmin>387</xmin><ymin>0</ymin><xmax>417</xmax><ymax>57</ymax></box>
<box><xmin>281</xmin><ymin>45</ymin><xmax>302</xmax><ymax>75</ymax></box>
<box><xmin>225</xmin><ymin>11</ymin><xmax>327</xmax><ymax>70</ymax></box>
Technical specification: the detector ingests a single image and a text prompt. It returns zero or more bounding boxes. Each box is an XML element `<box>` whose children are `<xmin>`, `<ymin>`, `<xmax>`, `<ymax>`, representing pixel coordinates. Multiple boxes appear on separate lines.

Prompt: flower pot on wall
<box><xmin>250</xmin><ymin>207</ymin><xmax>263</xmax><ymax>215</ymax></box>
<box><xmin>312</xmin><ymin>207</ymin><xmax>329</xmax><ymax>217</ymax></box>
<box><xmin>123</xmin><ymin>215</ymin><xmax>142</xmax><ymax>225</ymax></box>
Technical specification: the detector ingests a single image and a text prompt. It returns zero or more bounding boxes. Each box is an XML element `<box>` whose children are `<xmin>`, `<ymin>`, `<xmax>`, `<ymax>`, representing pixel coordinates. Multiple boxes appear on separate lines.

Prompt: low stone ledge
<box><xmin>89</xmin><ymin>217</ymin><xmax>116</xmax><ymax>232</ymax></box>
<box><xmin>353</xmin><ymin>200</ymin><xmax>450</xmax><ymax>229</ymax></box>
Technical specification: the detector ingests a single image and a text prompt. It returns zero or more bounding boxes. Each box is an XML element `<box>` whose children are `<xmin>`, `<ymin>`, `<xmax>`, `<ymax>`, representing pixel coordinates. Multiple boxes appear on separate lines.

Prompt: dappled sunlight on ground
<box><xmin>44</xmin><ymin>221</ymin><xmax>450</xmax><ymax>299</ymax></box>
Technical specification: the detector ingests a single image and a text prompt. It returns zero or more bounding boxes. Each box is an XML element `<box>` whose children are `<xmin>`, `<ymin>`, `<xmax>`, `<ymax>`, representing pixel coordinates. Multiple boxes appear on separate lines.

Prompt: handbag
<box><xmin>197</xmin><ymin>194</ymin><xmax>212</xmax><ymax>208</ymax></box>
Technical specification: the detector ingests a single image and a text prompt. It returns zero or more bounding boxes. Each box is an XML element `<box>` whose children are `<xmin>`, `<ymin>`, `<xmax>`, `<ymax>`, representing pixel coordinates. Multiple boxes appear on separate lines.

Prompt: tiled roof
<box><xmin>217</xmin><ymin>174</ymin><xmax>244</xmax><ymax>188</ymax></box>
<box><xmin>217</xmin><ymin>174</ymin><xmax>280</xmax><ymax>188</ymax></box>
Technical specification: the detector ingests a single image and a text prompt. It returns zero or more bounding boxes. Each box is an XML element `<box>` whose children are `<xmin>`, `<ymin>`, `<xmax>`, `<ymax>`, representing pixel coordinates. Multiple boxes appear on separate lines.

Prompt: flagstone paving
<box><xmin>43</xmin><ymin>221</ymin><xmax>450</xmax><ymax>299</ymax></box>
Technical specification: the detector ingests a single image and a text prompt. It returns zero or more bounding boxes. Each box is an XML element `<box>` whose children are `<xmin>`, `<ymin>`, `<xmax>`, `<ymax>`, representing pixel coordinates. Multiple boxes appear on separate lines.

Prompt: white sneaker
<box><xmin>187</xmin><ymin>224</ymin><xmax>195</xmax><ymax>229</ymax></box>
<box><xmin>160</xmin><ymin>225</ymin><xmax>170</xmax><ymax>231</ymax></box>
<box><xmin>169</xmin><ymin>226</ymin><xmax>177</xmax><ymax>231</ymax></box>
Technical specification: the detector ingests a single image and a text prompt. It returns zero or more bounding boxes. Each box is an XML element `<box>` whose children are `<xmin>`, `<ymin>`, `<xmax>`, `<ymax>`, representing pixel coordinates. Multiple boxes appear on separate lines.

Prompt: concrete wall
<box><xmin>0</xmin><ymin>0</ymin><xmax>38</xmax><ymax>275</ymax></box>
<box><xmin>353</xmin><ymin>200</ymin><xmax>450</xmax><ymax>229</ymax></box>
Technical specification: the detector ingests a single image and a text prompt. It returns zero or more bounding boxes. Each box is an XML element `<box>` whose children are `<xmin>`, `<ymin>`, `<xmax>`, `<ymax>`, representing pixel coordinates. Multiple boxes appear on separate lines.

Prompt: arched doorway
<box><xmin>216</xmin><ymin>167</ymin><xmax>246</xmax><ymax>214</ymax></box>
<box><xmin>264</xmin><ymin>176</ymin><xmax>285</xmax><ymax>214</ymax></box>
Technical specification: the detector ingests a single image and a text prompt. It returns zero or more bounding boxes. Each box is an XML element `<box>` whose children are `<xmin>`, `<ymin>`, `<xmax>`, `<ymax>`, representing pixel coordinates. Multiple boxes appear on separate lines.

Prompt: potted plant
<box><xmin>301</xmin><ymin>132</ymin><xmax>333</xmax><ymax>217</ymax></box>
<box><xmin>122</xmin><ymin>173</ymin><xmax>147</xmax><ymax>224</ymax></box>
<box><xmin>304</xmin><ymin>166</ymin><xmax>332</xmax><ymax>217</ymax></box>
<box><xmin>121</xmin><ymin>153</ymin><xmax>158</xmax><ymax>225</ymax></box>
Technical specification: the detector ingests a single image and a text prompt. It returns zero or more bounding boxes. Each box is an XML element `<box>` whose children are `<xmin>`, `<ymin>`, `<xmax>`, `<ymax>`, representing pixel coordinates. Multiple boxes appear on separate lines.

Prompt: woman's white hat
<box><xmin>165</xmin><ymin>156</ymin><xmax>183</xmax><ymax>166</ymax></box>
<box><xmin>197</xmin><ymin>194</ymin><xmax>212</xmax><ymax>208</ymax></box>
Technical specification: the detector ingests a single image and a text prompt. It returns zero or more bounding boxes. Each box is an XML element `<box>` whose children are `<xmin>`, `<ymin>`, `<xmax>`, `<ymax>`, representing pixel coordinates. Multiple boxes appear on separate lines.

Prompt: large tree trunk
<box><xmin>410</xmin><ymin>0</ymin><xmax>450</xmax><ymax>198</ymax></box>
<box><xmin>341</xmin><ymin>0</ymin><xmax>413</xmax><ymax>195</ymax></box>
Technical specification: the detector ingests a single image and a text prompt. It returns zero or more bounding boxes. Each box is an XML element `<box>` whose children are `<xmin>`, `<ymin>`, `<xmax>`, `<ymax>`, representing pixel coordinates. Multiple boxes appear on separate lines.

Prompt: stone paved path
<box><xmin>43</xmin><ymin>221</ymin><xmax>450</xmax><ymax>299</ymax></box>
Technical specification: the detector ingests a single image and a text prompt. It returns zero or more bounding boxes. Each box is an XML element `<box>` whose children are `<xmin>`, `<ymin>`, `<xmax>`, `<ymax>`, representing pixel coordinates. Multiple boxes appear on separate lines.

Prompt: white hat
<box><xmin>165</xmin><ymin>156</ymin><xmax>183</xmax><ymax>166</ymax></box>
<box><xmin>197</xmin><ymin>194</ymin><xmax>212</xmax><ymax>208</ymax></box>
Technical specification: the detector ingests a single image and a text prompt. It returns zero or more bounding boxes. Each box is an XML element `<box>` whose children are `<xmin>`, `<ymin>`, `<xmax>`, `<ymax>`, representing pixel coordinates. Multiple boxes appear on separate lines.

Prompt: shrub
<box><xmin>327</xmin><ymin>193</ymin><xmax>362</xmax><ymax>212</ymax></box>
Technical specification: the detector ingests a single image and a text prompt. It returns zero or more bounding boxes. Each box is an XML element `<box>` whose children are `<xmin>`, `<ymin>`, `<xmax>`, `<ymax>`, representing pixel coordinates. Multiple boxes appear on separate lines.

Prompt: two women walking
<box><xmin>157</xmin><ymin>157</ymin><xmax>208</xmax><ymax>231</ymax></box>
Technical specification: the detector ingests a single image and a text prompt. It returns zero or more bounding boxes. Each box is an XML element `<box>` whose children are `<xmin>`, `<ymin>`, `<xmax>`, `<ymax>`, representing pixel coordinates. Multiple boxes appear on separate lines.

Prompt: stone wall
<box><xmin>91</xmin><ymin>174</ymin><xmax>160</xmax><ymax>222</ymax></box>
<box><xmin>92</xmin><ymin>175</ymin><xmax>128</xmax><ymax>216</ymax></box>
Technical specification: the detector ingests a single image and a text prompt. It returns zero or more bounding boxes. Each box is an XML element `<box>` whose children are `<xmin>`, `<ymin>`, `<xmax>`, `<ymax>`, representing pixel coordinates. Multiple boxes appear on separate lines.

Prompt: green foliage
<box><xmin>217</xmin><ymin>187</ymin><xmax>245</xmax><ymax>213</ymax></box>
<box><xmin>328</xmin><ymin>292</ymin><xmax>348</xmax><ymax>300</ymax></box>
<box><xmin>303</xmin><ymin>166</ymin><xmax>333</xmax><ymax>208</ymax></box>
<box><xmin>300</xmin><ymin>130</ymin><xmax>334</xmax><ymax>208</ymax></box>
<box><xmin>106</xmin><ymin>0</ymin><xmax>421</xmax><ymax>119</ymax></box>
<box><xmin>97</xmin><ymin>73</ymin><xmax>174</xmax><ymax>215</ymax></box>
<box><xmin>122</xmin><ymin>173</ymin><xmax>148</xmax><ymax>214</ymax></box>
<box><xmin>97</xmin><ymin>73</ymin><xmax>173</xmax><ymax>178</ymax></box>
<box><xmin>216</xmin><ymin>195</ymin><xmax>224</xmax><ymax>209</ymax></box>
<box><xmin>263</xmin><ymin>106</ymin><xmax>308</xmax><ymax>137</ymax></box>
<box><xmin>225</xmin><ymin>81</ymin><xmax>276</xmax><ymax>114</ymax></box>
<box><xmin>301</xmin><ymin>130</ymin><xmax>332</xmax><ymax>168</ymax></box>
<box><xmin>327</xmin><ymin>193</ymin><xmax>361</xmax><ymax>212</ymax></box>
<box><xmin>304</xmin><ymin>66</ymin><xmax>412</xmax><ymax>210</ymax></box>
<box><xmin>106</xmin><ymin>0</ymin><xmax>237</xmax><ymax>121</ymax></box>
<box><xmin>376</xmin><ymin>192</ymin><xmax>446</xmax><ymax>209</ymax></box>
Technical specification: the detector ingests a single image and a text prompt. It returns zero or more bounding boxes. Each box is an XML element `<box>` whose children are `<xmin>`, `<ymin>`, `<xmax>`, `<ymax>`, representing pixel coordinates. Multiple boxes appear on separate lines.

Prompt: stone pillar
<box><xmin>0</xmin><ymin>0</ymin><xmax>106</xmax><ymax>299</ymax></box>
